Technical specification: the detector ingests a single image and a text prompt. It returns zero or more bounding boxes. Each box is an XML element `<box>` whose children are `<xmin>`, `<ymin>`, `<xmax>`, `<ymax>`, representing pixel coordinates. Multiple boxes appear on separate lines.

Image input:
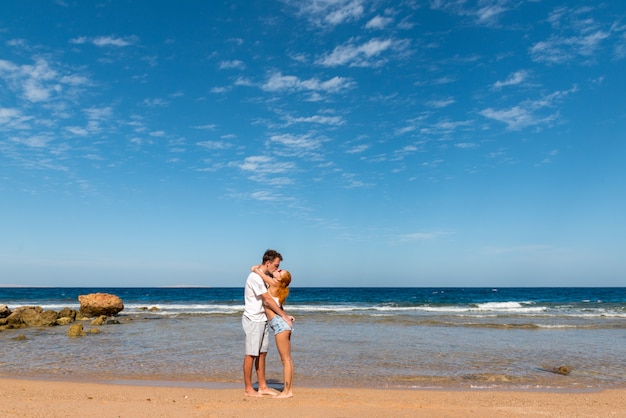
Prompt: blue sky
<box><xmin>1</xmin><ymin>1</ymin><xmax>625</xmax><ymax>287</ymax></box>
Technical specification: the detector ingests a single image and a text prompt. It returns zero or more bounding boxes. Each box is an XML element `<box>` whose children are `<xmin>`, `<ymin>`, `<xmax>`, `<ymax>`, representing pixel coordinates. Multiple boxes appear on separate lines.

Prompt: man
<box><xmin>242</xmin><ymin>249</ymin><xmax>294</xmax><ymax>397</ymax></box>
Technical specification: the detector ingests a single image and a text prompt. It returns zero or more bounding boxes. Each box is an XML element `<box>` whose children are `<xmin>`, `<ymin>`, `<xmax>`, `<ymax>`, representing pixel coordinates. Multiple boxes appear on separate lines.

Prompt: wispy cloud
<box><xmin>236</xmin><ymin>155</ymin><xmax>296</xmax><ymax>174</ymax></box>
<box><xmin>0</xmin><ymin>58</ymin><xmax>89</xmax><ymax>103</ymax></box>
<box><xmin>284</xmin><ymin>114</ymin><xmax>345</xmax><ymax>126</ymax></box>
<box><xmin>70</xmin><ymin>35</ymin><xmax>139</xmax><ymax>47</ymax></box>
<box><xmin>530</xmin><ymin>7</ymin><xmax>612</xmax><ymax>64</ymax></box>
<box><xmin>425</xmin><ymin>97</ymin><xmax>455</xmax><ymax>108</ymax></box>
<box><xmin>269</xmin><ymin>133</ymin><xmax>325</xmax><ymax>160</ymax></box>
<box><xmin>232</xmin><ymin>155</ymin><xmax>297</xmax><ymax>186</ymax></box>
<box><xmin>10</xmin><ymin>134</ymin><xmax>53</xmax><ymax>148</ymax></box>
<box><xmin>192</xmin><ymin>124</ymin><xmax>217</xmax><ymax>130</ymax></box>
<box><xmin>143</xmin><ymin>98</ymin><xmax>169</xmax><ymax>107</ymax></box>
<box><xmin>219</xmin><ymin>60</ymin><xmax>245</xmax><ymax>70</ymax></box>
<box><xmin>493</xmin><ymin>70</ymin><xmax>529</xmax><ymax>89</ymax></box>
<box><xmin>365</xmin><ymin>15</ymin><xmax>393</xmax><ymax>30</ymax></box>
<box><xmin>261</xmin><ymin>71</ymin><xmax>353</xmax><ymax>93</ymax></box>
<box><xmin>480</xmin><ymin>86</ymin><xmax>577</xmax><ymax>130</ymax></box>
<box><xmin>430</xmin><ymin>0</ymin><xmax>514</xmax><ymax>26</ymax></box>
<box><xmin>346</xmin><ymin>144</ymin><xmax>370</xmax><ymax>154</ymax></box>
<box><xmin>196</xmin><ymin>140</ymin><xmax>233</xmax><ymax>150</ymax></box>
<box><xmin>0</xmin><ymin>107</ymin><xmax>32</xmax><ymax>130</ymax></box>
<box><xmin>316</xmin><ymin>37</ymin><xmax>409</xmax><ymax>67</ymax></box>
<box><xmin>286</xmin><ymin>0</ymin><xmax>366</xmax><ymax>27</ymax></box>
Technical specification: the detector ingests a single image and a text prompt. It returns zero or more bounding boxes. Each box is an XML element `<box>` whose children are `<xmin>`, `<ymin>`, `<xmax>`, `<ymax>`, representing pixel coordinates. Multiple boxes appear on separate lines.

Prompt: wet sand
<box><xmin>0</xmin><ymin>378</ymin><xmax>624</xmax><ymax>417</ymax></box>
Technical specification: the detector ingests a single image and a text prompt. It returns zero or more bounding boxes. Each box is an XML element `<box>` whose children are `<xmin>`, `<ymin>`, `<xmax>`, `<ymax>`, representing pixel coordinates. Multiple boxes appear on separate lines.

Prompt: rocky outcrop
<box><xmin>3</xmin><ymin>306</ymin><xmax>59</xmax><ymax>328</ymax></box>
<box><xmin>58</xmin><ymin>307</ymin><xmax>77</xmax><ymax>321</ymax></box>
<box><xmin>78</xmin><ymin>293</ymin><xmax>124</xmax><ymax>317</ymax></box>
<box><xmin>90</xmin><ymin>315</ymin><xmax>107</xmax><ymax>326</ymax></box>
<box><xmin>0</xmin><ymin>293</ymin><xmax>124</xmax><ymax>330</ymax></box>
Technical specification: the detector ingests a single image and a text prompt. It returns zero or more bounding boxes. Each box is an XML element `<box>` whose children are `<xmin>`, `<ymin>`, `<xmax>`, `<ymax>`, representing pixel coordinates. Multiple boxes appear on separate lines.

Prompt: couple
<box><xmin>242</xmin><ymin>249</ymin><xmax>295</xmax><ymax>398</ymax></box>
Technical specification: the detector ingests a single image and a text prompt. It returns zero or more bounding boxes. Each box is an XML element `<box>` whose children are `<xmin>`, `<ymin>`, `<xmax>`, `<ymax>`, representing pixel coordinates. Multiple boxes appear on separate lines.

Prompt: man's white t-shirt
<box><xmin>243</xmin><ymin>272</ymin><xmax>268</xmax><ymax>322</ymax></box>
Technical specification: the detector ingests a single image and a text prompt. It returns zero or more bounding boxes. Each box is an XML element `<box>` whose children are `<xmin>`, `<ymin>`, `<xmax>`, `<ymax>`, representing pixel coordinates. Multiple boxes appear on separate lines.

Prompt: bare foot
<box><xmin>275</xmin><ymin>391</ymin><xmax>293</xmax><ymax>399</ymax></box>
<box><xmin>257</xmin><ymin>387</ymin><xmax>279</xmax><ymax>396</ymax></box>
<box><xmin>244</xmin><ymin>390</ymin><xmax>263</xmax><ymax>397</ymax></box>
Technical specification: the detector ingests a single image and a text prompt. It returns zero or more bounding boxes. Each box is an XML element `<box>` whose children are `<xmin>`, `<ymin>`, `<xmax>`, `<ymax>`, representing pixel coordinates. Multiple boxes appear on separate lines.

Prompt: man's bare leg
<box><xmin>243</xmin><ymin>355</ymin><xmax>262</xmax><ymax>397</ymax></box>
<box><xmin>256</xmin><ymin>352</ymin><xmax>278</xmax><ymax>395</ymax></box>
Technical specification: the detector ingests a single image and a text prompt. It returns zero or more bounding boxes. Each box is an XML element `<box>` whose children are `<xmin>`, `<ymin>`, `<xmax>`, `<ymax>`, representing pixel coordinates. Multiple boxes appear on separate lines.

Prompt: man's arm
<box><xmin>260</xmin><ymin>292</ymin><xmax>294</xmax><ymax>327</ymax></box>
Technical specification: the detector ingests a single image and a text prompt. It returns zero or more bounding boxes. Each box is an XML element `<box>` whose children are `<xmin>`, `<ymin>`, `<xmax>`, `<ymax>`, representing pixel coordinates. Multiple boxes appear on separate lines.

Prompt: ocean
<box><xmin>1</xmin><ymin>287</ymin><xmax>625</xmax><ymax>390</ymax></box>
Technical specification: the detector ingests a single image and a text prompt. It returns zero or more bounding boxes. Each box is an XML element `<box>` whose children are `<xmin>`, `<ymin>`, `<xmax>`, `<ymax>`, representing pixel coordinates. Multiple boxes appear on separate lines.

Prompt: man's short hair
<box><xmin>262</xmin><ymin>249</ymin><xmax>283</xmax><ymax>264</ymax></box>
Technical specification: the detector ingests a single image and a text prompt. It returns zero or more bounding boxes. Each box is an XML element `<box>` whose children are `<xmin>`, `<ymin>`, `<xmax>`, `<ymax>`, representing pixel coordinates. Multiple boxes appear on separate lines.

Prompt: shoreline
<box><xmin>5</xmin><ymin>373</ymin><xmax>624</xmax><ymax>393</ymax></box>
<box><xmin>1</xmin><ymin>378</ymin><xmax>625</xmax><ymax>417</ymax></box>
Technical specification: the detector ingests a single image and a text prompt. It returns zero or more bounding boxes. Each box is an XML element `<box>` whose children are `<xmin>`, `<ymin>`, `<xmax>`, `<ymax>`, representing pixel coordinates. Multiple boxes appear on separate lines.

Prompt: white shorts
<box><xmin>242</xmin><ymin>315</ymin><xmax>269</xmax><ymax>356</ymax></box>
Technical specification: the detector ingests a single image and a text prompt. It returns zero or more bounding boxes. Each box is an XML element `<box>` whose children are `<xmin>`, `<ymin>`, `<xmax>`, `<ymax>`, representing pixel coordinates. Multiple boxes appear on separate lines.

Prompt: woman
<box><xmin>252</xmin><ymin>265</ymin><xmax>294</xmax><ymax>398</ymax></box>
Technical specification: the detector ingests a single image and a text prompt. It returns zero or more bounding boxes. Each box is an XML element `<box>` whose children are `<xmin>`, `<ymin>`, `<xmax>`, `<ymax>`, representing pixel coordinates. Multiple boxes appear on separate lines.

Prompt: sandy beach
<box><xmin>0</xmin><ymin>378</ymin><xmax>624</xmax><ymax>418</ymax></box>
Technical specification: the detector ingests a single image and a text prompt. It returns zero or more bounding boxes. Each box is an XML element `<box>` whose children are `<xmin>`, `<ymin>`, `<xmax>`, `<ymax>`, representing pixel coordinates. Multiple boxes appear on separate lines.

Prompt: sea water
<box><xmin>1</xmin><ymin>287</ymin><xmax>625</xmax><ymax>390</ymax></box>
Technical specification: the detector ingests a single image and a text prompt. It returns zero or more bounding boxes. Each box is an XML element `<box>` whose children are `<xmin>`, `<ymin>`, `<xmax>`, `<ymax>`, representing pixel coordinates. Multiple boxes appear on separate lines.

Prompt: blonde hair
<box><xmin>275</xmin><ymin>270</ymin><xmax>291</xmax><ymax>306</ymax></box>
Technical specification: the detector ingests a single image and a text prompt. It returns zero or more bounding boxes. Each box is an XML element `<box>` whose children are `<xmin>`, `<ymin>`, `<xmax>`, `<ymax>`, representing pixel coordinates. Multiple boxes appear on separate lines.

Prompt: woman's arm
<box><xmin>251</xmin><ymin>265</ymin><xmax>278</xmax><ymax>289</ymax></box>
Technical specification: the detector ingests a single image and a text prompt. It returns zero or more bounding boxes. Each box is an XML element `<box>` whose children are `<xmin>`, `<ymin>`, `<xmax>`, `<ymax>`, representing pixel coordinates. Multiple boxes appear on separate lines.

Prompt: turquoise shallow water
<box><xmin>1</xmin><ymin>287</ymin><xmax>625</xmax><ymax>389</ymax></box>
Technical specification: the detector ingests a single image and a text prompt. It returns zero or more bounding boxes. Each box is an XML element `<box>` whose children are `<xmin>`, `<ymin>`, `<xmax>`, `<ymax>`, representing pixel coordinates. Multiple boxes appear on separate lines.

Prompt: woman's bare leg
<box><xmin>274</xmin><ymin>330</ymin><xmax>293</xmax><ymax>398</ymax></box>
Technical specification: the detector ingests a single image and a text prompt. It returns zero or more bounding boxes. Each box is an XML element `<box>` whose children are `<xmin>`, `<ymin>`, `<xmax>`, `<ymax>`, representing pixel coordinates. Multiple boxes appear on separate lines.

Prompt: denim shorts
<box><xmin>269</xmin><ymin>315</ymin><xmax>293</xmax><ymax>335</ymax></box>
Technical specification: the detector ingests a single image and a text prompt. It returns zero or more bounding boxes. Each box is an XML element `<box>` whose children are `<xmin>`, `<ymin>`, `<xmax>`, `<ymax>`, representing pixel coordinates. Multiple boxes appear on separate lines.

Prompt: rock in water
<box><xmin>78</xmin><ymin>293</ymin><xmax>124</xmax><ymax>317</ymax></box>
<box><xmin>553</xmin><ymin>366</ymin><xmax>571</xmax><ymax>375</ymax></box>
<box><xmin>0</xmin><ymin>304</ymin><xmax>11</xmax><ymax>318</ymax></box>
<box><xmin>5</xmin><ymin>306</ymin><xmax>59</xmax><ymax>327</ymax></box>
<box><xmin>67</xmin><ymin>323</ymin><xmax>86</xmax><ymax>337</ymax></box>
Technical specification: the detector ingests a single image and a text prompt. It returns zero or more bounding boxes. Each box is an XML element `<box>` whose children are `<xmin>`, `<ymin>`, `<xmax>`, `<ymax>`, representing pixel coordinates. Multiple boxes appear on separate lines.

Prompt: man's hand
<box><xmin>281</xmin><ymin>314</ymin><xmax>294</xmax><ymax>327</ymax></box>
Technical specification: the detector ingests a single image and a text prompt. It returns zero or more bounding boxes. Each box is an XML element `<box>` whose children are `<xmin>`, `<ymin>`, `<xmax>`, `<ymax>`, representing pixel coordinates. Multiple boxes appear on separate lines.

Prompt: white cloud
<box><xmin>219</xmin><ymin>60</ymin><xmax>245</xmax><ymax>70</ymax></box>
<box><xmin>196</xmin><ymin>140</ymin><xmax>232</xmax><ymax>150</ymax></box>
<box><xmin>455</xmin><ymin>142</ymin><xmax>478</xmax><ymax>149</ymax></box>
<box><xmin>70</xmin><ymin>35</ymin><xmax>138</xmax><ymax>47</ymax></box>
<box><xmin>493</xmin><ymin>70</ymin><xmax>528</xmax><ymax>89</ymax></box>
<box><xmin>143</xmin><ymin>98</ymin><xmax>169</xmax><ymax>107</ymax></box>
<box><xmin>365</xmin><ymin>15</ymin><xmax>393</xmax><ymax>29</ymax></box>
<box><xmin>426</xmin><ymin>97</ymin><xmax>455</xmax><ymax>108</ymax></box>
<box><xmin>287</xmin><ymin>0</ymin><xmax>365</xmax><ymax>27</ymax></box>
<box><xmin>261</xmin><ymin>72</ymin><xmax>353</xmax><ymax>93</ymax></box>
<box><xmin>316</xmin><ymin>37</ymin><xmax>408</xmax><ymax>67</ymax></box>
<box><xmin>192</xmin><ymin>124</ymin><xmax>217</xmax><ymax>130</ymax></box>
<box><xmin>0</xmin><ymin>58</ymin><xmax>58</xmax><ymax>103</ymax></box>
<box><xmin>430</xmin><ymin>0</ymin><xmax>513</xmax><ymax>26</ymax></box>
<box><xmin>270</xmin><ymin>132</ymin><xmax>320</xmax><ymax>148</ymax></box>
<box><xmin>250</xmin><ymin>190</ymin><xmax>280</xmax><ymax>201</ymax></box>
<box><xmin>0</xmin><ymin>107</ymin><xmax>32</xmax><ymax>130</ymax></box>
<box><xmin>237</xmin><ymin>155</ymin><xmax>295</xmax><ymax>174</ymax></box>
<box><xmin>530</xmin><ymin>32</ymin><xmax>609</xmax><ymax>64</ymax></box>
<box><xmin>346</xmin><ymin>144</ymin><xmax>370</xmax><ymax>154</ymax></box>
<box><xmin>84</xmin><ymin>107</ymin><xmax>112</xmax><ymax>121</ymax></box>
<box><xmin>481</xmin><ymin>87</ymin><xmax>576</xmax><ymax>130</ymax></box>
<box><xmin>475</xmin><ymin>1</ymin><xmax>509</xmax><ymax>24</ymax></box>
<box><xmin>480</xmin><ymin>106</ymin><xmax>535</xmax><ymax>130</ymax></box>
<box><xmin>66</xmin><ymin>126</ymin><xmax>89</xmax><ymax>136</ymax></box>
<box><xmin>284</xmin><ymin>114</ymin><xmax>345</xmax><ymax>126</ymax></box>
<box><xmin>530</xmin><ymin>7</ymin><xmax>613</xmax><ymax>64</ymax></box>
<box><xmin>10</xmin><ymin>134</ymin><xmax>53</xmax><ymax>148</ymax></box>
<box><xmin>0</xmin><ymin>58</ymin><xmax>89</xmax><ymax>104</ymax></box>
